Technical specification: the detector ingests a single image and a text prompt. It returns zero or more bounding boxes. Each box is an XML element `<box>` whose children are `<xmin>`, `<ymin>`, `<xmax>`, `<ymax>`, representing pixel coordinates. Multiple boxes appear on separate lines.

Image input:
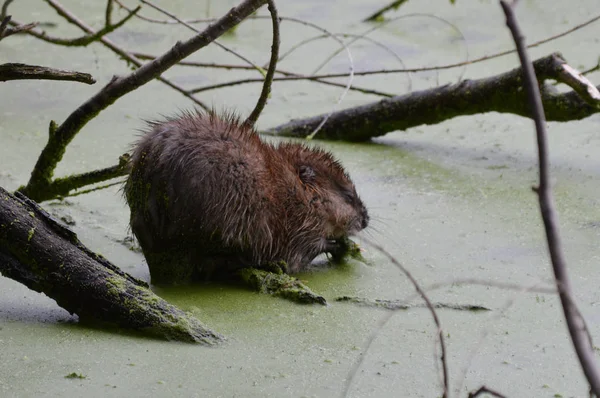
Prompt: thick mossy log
<box><xmin>0</xmin><ymin>186</ymin><xmax>222</xmax><ymax>344</ymax></box>
<box><xmin>265</xmin><ymin>53</ymin><xmax>600</xmax><ymax>141</ymax></box>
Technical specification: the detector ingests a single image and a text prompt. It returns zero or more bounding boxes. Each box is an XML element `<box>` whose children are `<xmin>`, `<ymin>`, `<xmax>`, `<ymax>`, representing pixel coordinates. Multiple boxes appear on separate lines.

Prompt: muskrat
<box><xmin>124</xmin><ymin>110</ymin><xmax>369</xmax><ymax>284</ymax></box>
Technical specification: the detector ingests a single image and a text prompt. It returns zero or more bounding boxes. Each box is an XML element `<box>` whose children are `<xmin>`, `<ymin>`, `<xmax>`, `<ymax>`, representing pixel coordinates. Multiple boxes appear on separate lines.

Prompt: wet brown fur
<box><xmin>125</xmin><ymin>110</ymin><xmax>369</xmax><ymax>282</ymax></box>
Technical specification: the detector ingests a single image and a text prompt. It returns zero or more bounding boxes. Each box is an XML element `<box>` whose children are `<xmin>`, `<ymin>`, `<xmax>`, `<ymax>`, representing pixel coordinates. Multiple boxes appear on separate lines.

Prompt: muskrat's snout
<box><xmin>359</xmin><ymin>204</ymin><xmax>369</xmax><ymax>230</ymax></box>
<box><xmin>348</xmin><ymin>202</ymin><xmax>369</xmax><ymax>235</ymax></box>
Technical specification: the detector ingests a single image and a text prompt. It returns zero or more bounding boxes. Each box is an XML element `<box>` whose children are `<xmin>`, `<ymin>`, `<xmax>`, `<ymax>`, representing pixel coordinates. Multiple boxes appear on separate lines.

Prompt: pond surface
<box><xmin>2</xmin><ymin>0</ymin><xmax>600</xmax><ymax>397</ymax></box>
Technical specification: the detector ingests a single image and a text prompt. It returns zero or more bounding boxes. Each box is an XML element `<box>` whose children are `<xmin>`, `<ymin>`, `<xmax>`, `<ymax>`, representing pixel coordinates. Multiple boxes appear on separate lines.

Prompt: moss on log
<box><xmin>0</xmin><ymin>186</ymin><xmax>222</xmax><ymax>344</ymax></box>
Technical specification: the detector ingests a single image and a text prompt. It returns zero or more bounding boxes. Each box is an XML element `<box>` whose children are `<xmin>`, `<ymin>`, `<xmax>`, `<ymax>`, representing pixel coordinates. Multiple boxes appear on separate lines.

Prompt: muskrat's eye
<box><xmin>299</xmin><ymin>165</ymin><xmax>316</xmax><ymax>184</ymax></box>
<box><xmin>342</xmin><ymin>190</ymin><xmax>355</xmax><ymax>203</ymax></box>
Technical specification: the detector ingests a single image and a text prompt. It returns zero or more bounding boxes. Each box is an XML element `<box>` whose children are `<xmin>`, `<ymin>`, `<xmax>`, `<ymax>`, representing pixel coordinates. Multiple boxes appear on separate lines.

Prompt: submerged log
<box><xmin>0</xmin><ymin>186</ymin><xmax>222</xmax><ymax>344</ymax></box>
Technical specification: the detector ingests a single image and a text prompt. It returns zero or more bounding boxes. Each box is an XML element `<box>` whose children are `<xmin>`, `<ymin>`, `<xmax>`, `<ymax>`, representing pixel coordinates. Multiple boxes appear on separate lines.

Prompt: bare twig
<box><xmin>0</xmin><ymin>63</ymin><xmax>95</xmax><ymax>84</ymax></box>
<box><xmin>254</xmin><ymin>12</ymin><xmax>600</xmax><ymax>83</ymax></box>
<box><xmin>139</xmin><ymin>0</ymin><xmax>265</xmax><ymax>76</ymax></box>
<box><xmin>117</xmin><ymin>0</ymin><xmax>600</xmax><ymax>80</ymax></box>
<box><xmin>343</xmin><ymin>239</ymin><xmax>448</xmax><ymax>398</ymax></box>
<box><xmin>133</xmin><ymin>52</ymin><xmax>394</xmax><ymax>97</ymax></box>
<box><xmin>1</xmin><ymin>18</ymin><xmax>38</xmax><ymax>40</ymax></box>
<box><xmin>29</xmin><ymin>0</ymin><xmax>141</xmax><ymax>46</ymax></box>
<box><xmin>274</xmin><ymin>32</ymin><xmax>411</xmax><ymax>93</ymax></box>
<box><xmin>245</xmin><ymin>0</ymin><xmax>279</xmax><ymax>126</ymax></box>
<box><xmin>421</xmin><ymin>278</ymin><xmax>556</xmax><ymax>296</ymax></box>
<box><xmin>0</xmin><ymin>14</ymin><xmax>9</xmax><ymax>38</ymax></box>
<box><xmin>468</xmin><ymin>386</ymin><xmax>507</xmax><ymax>398</ymax></box>
<box><xmin>63</xmin><ymin>178</ymin><xmax>126</xmax><ymax>198</ymax></box>
<box><xmin>188</xmin><ymin>74</ymin><xmax>391</xmax><ymax>96</ymax></box>
<box><xmin>19</xmin><ymin>0</ymin><xmax>268</xmax><ymax>202</ymax></box>
<box><xmin>500</xmin><ymin>1</ymin><xmax>600</xmax><ymax>395</ymax></box>
<box><xmin>313</xmin><ymin>13</ymin><xmax>469</xmax><ymax>84</ymax></box>
<box><xmin>114</xmin><ymin>0</ymin><xmax>214</xmax><ymax>24</ymax></box>
<box><xmin>364</xmin><ymin>0</ymin><xmax>409</xmax><ymax>22</ymax></box>
<box><xmin>453</xmin><ymin>280</ymin><xmax>553</xmax><ymax>395</ymax></box>
<box><xmin>342</xmin><ymin>311</ymin><xmax>394</xmax><ymax>398</ymax></box>
<box><xmin>0</xmin><ymin>0</ymin><xmax>13</xmax><ymax>20</ymax></box>
<box><xmin>42</xmin><ymin>153</ymin><xmax>130</xmax><ymax>199</ymax></box>
<box><xmin>105</xmin><ymin>0</ymin><xmax>114</xmax><ymax>26</ymax></box>
<box><xmin>12</xmin><ymin>3</ymin><xmax>208</xmax><ymax>110</ymax></box>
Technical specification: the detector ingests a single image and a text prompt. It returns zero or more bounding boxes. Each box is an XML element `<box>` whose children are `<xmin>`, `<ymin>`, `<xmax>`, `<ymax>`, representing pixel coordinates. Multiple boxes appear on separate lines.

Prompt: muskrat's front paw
<box><xmin>328</xmin><ymin>236</ymin><xmax>363</xmax><ymax>263</ymax></box>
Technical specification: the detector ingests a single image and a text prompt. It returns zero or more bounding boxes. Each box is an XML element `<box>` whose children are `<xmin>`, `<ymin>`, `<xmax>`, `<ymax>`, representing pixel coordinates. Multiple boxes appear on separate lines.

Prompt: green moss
<box><xmin>27</xmin><ymin>228</ymin><xmax>35</xmax><ymax>242</ymax></box>
<box><xmin>238</xmin><ymin>268</ymin><xmax>326</xmax><ymax>305</ymax></box>
<box><xmin>64</xmin><ymin>372</ymin><xmax>86</xmax><ymax>379</ymax></box>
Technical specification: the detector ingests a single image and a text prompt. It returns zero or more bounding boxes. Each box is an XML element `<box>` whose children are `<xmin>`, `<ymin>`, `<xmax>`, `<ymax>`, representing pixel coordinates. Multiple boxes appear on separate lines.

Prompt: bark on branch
<box><xmin>264</xmin><ymin>53</ymin><xmax>600</xmax><ymax>141</ymax></box>
<box><xmin>500</xmin><ymin>1</ymin><xmax>600</xmax><ymax>395</ymax></box>
<box><xmin>0</xmin><ymin>63</ymin><xmax>95</xmax><ymax>84</ymax></box>
<box><xmin>0</xmin><ymin>186</ymin><xmax>222</xmax><ymax>344</ymax></box>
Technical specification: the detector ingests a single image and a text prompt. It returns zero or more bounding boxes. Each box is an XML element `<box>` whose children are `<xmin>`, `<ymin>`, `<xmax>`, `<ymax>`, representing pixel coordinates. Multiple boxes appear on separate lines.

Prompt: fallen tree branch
<box><xmin>264</xmin><ymin>53</ymin><xmax>600</xmax><ymax>141</ymax></box>
<box><xmin>0</xmin><ymin>63</ymin><xmax>95</xmax><ymax>83</ymax></box>
<box><xmin>0</xmin><ymin>186</ymin><xmax>222</xmax><ymax>344</ymax></box>
<box><xmin>500</xmin><ymin>1</ymin><xmax>600</xmax><ymax>395</ymax></box>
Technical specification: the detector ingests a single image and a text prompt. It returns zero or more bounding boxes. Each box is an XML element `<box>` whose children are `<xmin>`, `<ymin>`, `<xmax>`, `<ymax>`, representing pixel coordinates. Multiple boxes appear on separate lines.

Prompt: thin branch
<box><xmin>468</xmin><ymin>386</ymin><xmax>507</xmax><ymax>398</ymax></box>
<box><xmin>258</xmin><ymin>15</ymin><xmax>355</xmax><ymax>139</ymax></box>
<box><xmin>188</xmin><ymin>74</ymin><xmax>383</xmax><ymax>95</ymax></box>
<box><xmin>139</xmin><ymin>0</ymin><xmax>265</xmax><ymax>77</ymax></box>
<box><xmin>453</xmin><ymin>279</ymin><xmax>554</xmax><ymax>395</ymax></box>
<box><xmin>19</xmin><ymin>0</ymin><xmax>268</xmax><ymax>202</ymax></box>
<box><xmin>118</xmin><ymin>0</ymin><xmax>600</xmax><ymax>80</ymax></box>
<box><xmin>274</xmin><ymin>32</ymin><xmax>411</xmax><ymax>92</ymax></box>
<box><xmin>0</xmin><ymin>63</ymin><xmax>95</xmax><ymax>84</ymax></box>
<box><xmin>253</xmin><ymin>12</ymin><xmax>600</xmax><ymax>83</ymax></box>
<box><xmin>42</xmin><ymin>154</ymin><xmax>130</xmax><ymax>199</ymax></box>
<box><xmin>25</xmin><ymin>1</ymin><xmax>141</xmax><ymax>46</ymax></box>
<box><xmin>313</xmin><ymin>13</ymin><xmax>469</xmax><ymax>84</ymax></box>
<box><xmin>500</xmin><ymin>1</ymin><xmax>600</xmax><ymax>396</ymax></box>
<box><xmin>1</xmin><ymin>18</ymin><xmax>38</xmax><ymax>40</ymax></box>
<box><xmin>245</xmin><ymin>0</ymin><xmax>279</xmax><ymax>126</ymax></box>
<box><xmin>105</xmin><ymin>0</ymin><xmax>114</xmax><ymax>26</ymax></box>
<box><xmin>0</xmin><ymin>14</ymin><xmax>9</xmax><ymax>38</ymax></box>
<box><xmin>343</xmin><ymin>238</ymin><xmax>449</xmax><ymax>398</ymax></box>
<box><xmin>63</xmin><ymin>178</ymin><xmax>126</xmax><ymax>198</ymax></box>
<box><xmin>114</xmin><ymin>0</ymin><xmax>214</xmax><ymax>24</ymax></box>
<box><xmin>342</xmin><ymin>311</ymin><xmax>394</xmax><ymax>398</ymax></box>
<box><xmin>12</xmin><ymin>2</ymin><xmax>209</xmax><ymax>110</ymax></box>
<box><xmin>0</xmin><ymin>0</ymin><xmax>13</xmax><ymax>20</ymax></box>
<box><xmin>364</xmin><ymin>0</ymin><xmax>409</xmax><ymax>22</ymax></box>
<box><xmin>132</xmin><ymin>52</ymin><xmax>394</xmax><ymax>97</ymax></box>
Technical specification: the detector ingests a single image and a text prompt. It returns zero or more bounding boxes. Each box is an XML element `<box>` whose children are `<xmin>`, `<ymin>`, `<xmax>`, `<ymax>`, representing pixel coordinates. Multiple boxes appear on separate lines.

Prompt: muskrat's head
<box><xmin>279</xmin><ymin>143</ymin><xmax>369</xmax><ymax>240</ymax></box>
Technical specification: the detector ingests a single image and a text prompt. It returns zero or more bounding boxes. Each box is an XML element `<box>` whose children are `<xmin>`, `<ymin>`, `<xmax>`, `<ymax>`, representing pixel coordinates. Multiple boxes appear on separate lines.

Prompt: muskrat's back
<box><xmin>125</xmin><ymin>110</ymin><xmax>368</xmax><ymax>284</ymax></box>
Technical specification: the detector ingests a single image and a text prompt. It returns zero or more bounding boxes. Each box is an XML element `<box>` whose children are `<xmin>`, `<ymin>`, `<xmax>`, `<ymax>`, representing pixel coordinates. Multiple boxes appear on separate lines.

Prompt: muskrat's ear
<box><xmin>298</xmin><ymin>165</ymin><xmax>316</xmax><ymax>184</ymax></box>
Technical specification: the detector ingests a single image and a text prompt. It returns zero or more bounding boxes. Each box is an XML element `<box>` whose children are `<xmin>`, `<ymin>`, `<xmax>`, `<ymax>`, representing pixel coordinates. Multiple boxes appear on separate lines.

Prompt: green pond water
<box><xmin>2</xmin><ymin>0</ymin><xmax>600</xmax><ymax>397</ymax></box>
